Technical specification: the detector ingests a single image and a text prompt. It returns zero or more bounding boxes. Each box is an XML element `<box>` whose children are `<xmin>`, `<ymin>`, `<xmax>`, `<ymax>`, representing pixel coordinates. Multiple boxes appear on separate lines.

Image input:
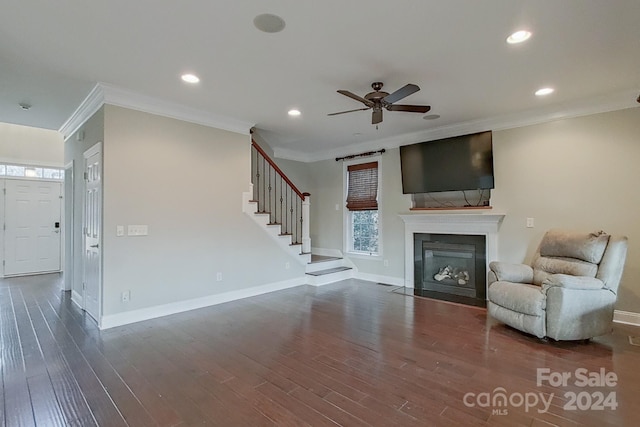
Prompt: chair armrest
<box><xmin>542</xmin><ymin>274</ymin><xmax>605</xmax><ymax>291</ymax></box>
<box><xmin>489</xmin><ymin>261</ymin><xmax>533</xmax><ymax>283</ymax></box>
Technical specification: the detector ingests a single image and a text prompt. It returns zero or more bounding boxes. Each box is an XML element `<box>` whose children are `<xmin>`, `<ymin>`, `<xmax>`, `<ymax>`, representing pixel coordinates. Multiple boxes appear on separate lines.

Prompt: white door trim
<box><xmin>64</xmin><ymin>161</ymin><xmax>74</xmax><ymax>291</ymax></box>
<box><xmin>82</xmin><ymin>142</ymin><xmax>103</xmax><ymax>324</ymax></box>
<box><xmin>0</xmin><ymin>179</ymin><xmax>4</xmax><ymax>277</ymax></box>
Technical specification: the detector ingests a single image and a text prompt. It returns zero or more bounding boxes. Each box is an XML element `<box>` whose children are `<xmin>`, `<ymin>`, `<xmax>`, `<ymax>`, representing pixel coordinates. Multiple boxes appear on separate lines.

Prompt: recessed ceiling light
<box><xmin>535</xmin><ymin>87</ymin><xmax>555</xmax><ymax>96</ymax></box>
<box><xmin>507</xmin><ymin>30</ymin><xmax>532</xmax><ymax>44</ymax></box>
<box><xmin>19</xmin><ymin>102</ymin><xmax>31</xmax><ymax>110</ymax></box>
<box><xmin>181</xmin><ymin>73</ymin><xmax>200</xmax><ymax>84</ymax></box>
<box><xmin>423</xmin><ymin>114</ymin><xmax>441</xmax><ymax>120</ymax></box>
<box><xmin>288</xmin><ymin>109</ymin><xmax>301</xmax><ymax>117</ymax></box>
<box><xmin>254</xmin><ymin>14</ymin><xmax>286</xmax><ymax>33</ymax></box>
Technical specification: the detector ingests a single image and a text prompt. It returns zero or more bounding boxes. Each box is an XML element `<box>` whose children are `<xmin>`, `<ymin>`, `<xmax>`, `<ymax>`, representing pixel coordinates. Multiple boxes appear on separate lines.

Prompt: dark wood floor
<box><xmin>1</xmin><ymin>274</ymin><xmax>639</xmax><ymax>427</ymax></box>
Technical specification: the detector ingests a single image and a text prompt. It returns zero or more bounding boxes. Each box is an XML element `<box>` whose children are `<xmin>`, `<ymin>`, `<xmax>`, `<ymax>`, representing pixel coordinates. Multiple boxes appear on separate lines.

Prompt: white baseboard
<box><xmin>100</xmin><ymin>277</ymin><xmax>307</xmax><ymax>330</ymax></box>
<box><xmin>311</xmin><ymin>247</ymin><xmax>344</xmax><ymax>258</ymax></box>
<box><xmin>354</xmin><ymin>272</ymin><xmax>405</xmax><ymax>287</ymax></box>
<box><xmin>614</xmin><ymin>310</ymin><xmax>640</xmax><ymax>327</ymax></box>
<box><xmin>71</xmin><ymin>290</ymin><xmax>83</xmax><ymax>308</ymax></box>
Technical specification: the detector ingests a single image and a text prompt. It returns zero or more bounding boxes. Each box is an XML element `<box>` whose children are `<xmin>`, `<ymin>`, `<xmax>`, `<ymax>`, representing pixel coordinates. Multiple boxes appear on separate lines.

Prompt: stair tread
<box><xmin>306</xmin><ymin>266</ymin><xmax>352</xmax><ymax>276</ymax></box>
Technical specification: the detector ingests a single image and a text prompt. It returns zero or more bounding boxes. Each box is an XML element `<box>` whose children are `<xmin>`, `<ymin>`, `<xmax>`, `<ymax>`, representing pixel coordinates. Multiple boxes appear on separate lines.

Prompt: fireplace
<box><xmin>400</xmin><ymin>212</ymin><xmax>505</xmax><ymax>307</ymax></box>
<box><xmin>414</xmin><ymin>233</ymin><xmax>486</xmax><ymax>306</ymax></box>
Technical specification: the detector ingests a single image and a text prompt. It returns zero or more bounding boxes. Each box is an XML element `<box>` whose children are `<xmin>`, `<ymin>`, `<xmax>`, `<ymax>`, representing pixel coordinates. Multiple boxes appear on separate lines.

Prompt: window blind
<box><xmin>346</xmin><ymin>161</ymin><xmax>378</xmax><ymax>211</ymax></box>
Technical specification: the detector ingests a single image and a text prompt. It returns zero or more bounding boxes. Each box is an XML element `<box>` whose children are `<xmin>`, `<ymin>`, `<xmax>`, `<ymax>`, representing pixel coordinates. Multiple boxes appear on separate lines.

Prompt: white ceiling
<box><xmin>2</xmin><ymin>1</ymin><xmax>639</xmax><ymax>160</ymax></box>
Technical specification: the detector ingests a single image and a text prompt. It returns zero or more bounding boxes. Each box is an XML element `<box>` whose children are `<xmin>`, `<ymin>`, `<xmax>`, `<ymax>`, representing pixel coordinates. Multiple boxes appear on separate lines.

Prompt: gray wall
<box><xmin>491</xmin><ymin>107</ymin><xmax>640</xmax><ymax>312</ymax></box>
<box><xmin>288</xmin><ymin>107</ymin><xmax>640</xmax><ymax>312</ymax></box>
<box><xmin>0</xmin><ymin>122</ymin><xmax>63</xmax><ymax>166</ymax></box>
<box><xmin>100</xmin><ymin>106</ymin><xmax>305</xmax><ymax>316</ymax></box>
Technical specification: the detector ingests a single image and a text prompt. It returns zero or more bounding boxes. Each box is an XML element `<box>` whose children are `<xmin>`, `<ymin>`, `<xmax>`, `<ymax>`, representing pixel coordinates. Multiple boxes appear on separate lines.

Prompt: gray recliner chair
<box><xmin>487</xmin><ymin>229</ymin><xmax>628</xmax><ymax>340</ymax></box>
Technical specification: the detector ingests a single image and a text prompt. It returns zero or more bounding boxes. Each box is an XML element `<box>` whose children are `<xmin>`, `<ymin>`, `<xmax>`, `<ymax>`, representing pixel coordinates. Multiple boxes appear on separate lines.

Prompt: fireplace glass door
<box><xmin>423</xmin><ymin>242</ymin><xmax>476</xmax><ymax>298</ymax></box>
<box><xmin>413</xmin><ymin>233</ymin><xmax>486</xmax><ymax>307</ymax></box>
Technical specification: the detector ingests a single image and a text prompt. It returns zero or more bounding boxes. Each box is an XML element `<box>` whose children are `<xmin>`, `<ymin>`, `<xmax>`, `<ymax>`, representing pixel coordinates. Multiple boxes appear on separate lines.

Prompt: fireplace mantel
<box><xmin>400</xmin><ymin>212</ymin><xmax>505</xmax><ymax>290</ymax></box>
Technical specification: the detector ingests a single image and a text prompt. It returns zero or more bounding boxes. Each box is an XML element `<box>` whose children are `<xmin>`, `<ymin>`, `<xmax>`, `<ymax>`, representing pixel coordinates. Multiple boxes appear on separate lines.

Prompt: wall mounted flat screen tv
<box><xmin>400</xmin><ymin>131</ymin><xmax>494</xmax><ymax>193</ymax></box>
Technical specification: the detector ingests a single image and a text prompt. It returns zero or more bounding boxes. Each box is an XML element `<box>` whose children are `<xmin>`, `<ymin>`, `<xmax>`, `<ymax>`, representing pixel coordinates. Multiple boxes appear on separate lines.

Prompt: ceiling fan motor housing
<box><xmin>365</xmin><ymin>82</ymin><xmax>389</xmax><ymax>101</ymax></box>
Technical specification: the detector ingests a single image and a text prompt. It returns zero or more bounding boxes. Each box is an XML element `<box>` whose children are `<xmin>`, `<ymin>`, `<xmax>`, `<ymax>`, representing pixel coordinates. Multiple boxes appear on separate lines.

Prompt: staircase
<box><xmin>242</xmin><ymin>190</ymin><xmax>311</xmax><ymax>265</ymax></box>
<box><xmin>244</xmin><ymin>139</ymin><xmax>355</xmax><ymax>284</ymax></box>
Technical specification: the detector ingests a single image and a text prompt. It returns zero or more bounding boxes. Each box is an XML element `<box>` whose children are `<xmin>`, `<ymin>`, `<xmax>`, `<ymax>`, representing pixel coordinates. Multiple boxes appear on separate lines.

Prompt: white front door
<box><xmin>83</xmin><ymin>143</ymin><xmax>102</xmax><ymax>322</ymax></box>
<box><xmin>3</xmin><ymin>179</ymin><xmax>62</xmax><ymax>276</ymax></box>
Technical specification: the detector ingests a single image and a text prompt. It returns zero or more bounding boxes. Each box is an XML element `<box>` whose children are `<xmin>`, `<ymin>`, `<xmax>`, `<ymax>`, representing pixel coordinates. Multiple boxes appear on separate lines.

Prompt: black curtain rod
<box><xmin>336</xmin><ymin>148</ymin><xmax>386</xmax><ymax>162</ymax></box>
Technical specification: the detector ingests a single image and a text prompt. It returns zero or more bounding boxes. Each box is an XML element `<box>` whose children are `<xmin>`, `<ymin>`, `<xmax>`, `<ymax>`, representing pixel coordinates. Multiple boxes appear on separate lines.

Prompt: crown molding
<box><xmin>100</xmin><ymin>83</ymin><xmax>254</xmax><ymax>135</ymax></box>
<box><xmin>58</xmin><ymin>84</ymin><xmax>105</xmax><ymax>141</ymax></box>
<box><xmin>274</xmin><ymin>88</ymin><xmax>640</xmax><ymax>163</ymax></box>
<box><xmin>59</xmin><ymin>82</ymin><xmax>255</xmax><ymax>140</ymax></box>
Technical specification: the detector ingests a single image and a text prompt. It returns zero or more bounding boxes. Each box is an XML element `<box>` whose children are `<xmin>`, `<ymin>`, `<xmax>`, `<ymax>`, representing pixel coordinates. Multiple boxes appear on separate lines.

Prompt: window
<box><xmin>0</xmin><ymin>163</ymin><xmax>64</xmax><ymax>180</ymax></box>
<box><xmin>345</xmin><ymin>160</ymin><xmax>380</xmax><ymax>256</ymax></box>
<box><xmin>6</xmin><ymin>165</ymin><xmax>25</xmax><ymax>176</ymax></box>
<box><xmin>351</xmin><ymin>210</ymin><xmax>379</xmax><ymax>254</ymax></box>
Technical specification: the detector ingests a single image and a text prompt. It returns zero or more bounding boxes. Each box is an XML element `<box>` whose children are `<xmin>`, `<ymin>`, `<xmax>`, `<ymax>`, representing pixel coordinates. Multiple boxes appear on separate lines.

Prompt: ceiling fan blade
<box><xmin>386</xmin><ymin>104</ymin><xmax>431</xmax><ymax>113</ymax></box>
<box><xmin>383</xmin><ymin>84</ymin><xmax>420</xmax><ymax>104</ymax></box>
<box><xmin>372</xmin><ymin>109</ymin><xmax>383</xmax><ymax>125</ymax></box>
<box><xmin>337</xmin><ymin>90</ymin><xmax>374</xmax><ymax>107</ymax></box>
<box><xmin>327</xmin><ymin>107</ymin><xmax>371</xmax><ymax>116</ymax></box>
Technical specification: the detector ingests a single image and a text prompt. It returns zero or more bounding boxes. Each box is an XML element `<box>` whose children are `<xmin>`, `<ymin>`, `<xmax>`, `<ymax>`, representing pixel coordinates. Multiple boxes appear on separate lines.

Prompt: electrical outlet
<box><xmin>285</xmin><ymin>262</ymin><xmax>290</xmax><ymax>269</ymax></box>
<box><xmin>216</xmin><ymin>272</ymin><xmax>222</xmax><ymax>281</ymax></box>
<box><xmin>121</xmin><ymin>290</ymin><xmax>130</xmax><ymax>302</ymax></box>
<box><xmin>383</xmin><ymin>259</ymin><xmax>389</xmax><ymax>267</ymax></box>
<box><xmin>526</xmin><ymin>217</ymin><xmax>535</xmax><ymax>228</ymax></box>
<box><xmin>116</xmin><ymin>225</ymin><xmax>124</xmax><ymax>236</ymax></box>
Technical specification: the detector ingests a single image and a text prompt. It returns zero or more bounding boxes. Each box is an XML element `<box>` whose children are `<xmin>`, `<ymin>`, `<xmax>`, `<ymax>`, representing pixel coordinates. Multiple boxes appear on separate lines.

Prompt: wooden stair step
<box><xmin>306</xmin><ymin>266</ymin><xmax>352</xmax><ymax>276</ymax></box>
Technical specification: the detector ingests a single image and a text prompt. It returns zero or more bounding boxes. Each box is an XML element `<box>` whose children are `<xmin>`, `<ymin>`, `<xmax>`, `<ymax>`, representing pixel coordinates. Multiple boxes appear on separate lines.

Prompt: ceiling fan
<box><xmin>328</xmin><ymin>82</ymin><xmax>431</xmax><ymax>125</ymax></box>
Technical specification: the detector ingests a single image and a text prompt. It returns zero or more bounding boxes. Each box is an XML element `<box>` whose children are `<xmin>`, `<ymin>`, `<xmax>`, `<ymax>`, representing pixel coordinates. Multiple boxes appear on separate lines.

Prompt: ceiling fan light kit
<box><xmin>329</xmin><ymin>82</ymin><xmax>431</xmax><ymax>125</ymax></box>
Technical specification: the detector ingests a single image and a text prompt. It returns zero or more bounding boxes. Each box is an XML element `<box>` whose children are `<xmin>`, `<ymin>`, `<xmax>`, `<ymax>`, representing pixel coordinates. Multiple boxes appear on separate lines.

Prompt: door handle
<box><xmin>90</xmin><ymin>244</ymin><xmax>99</xmax><ymax>248</ymax></box>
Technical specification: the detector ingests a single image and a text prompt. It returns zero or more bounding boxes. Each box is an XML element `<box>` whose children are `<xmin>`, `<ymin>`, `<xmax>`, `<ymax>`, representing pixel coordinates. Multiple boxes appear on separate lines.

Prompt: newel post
<box><xmin>302</xmin><ymin>193</ymin><xmax>311</xmax><ymax>253</ymax></box>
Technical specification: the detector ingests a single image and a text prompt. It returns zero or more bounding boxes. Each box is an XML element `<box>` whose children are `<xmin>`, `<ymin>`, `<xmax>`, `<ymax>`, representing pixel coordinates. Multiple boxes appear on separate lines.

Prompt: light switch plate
<box><xmin>116</xmin><ymin>225</ymin><xmax>124</xmax><ymax>236</ymax></box>
<box><xmin>128</xmin><ymin>225</ymin><xmax>149</xmax><ymax>236</ymax></box>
